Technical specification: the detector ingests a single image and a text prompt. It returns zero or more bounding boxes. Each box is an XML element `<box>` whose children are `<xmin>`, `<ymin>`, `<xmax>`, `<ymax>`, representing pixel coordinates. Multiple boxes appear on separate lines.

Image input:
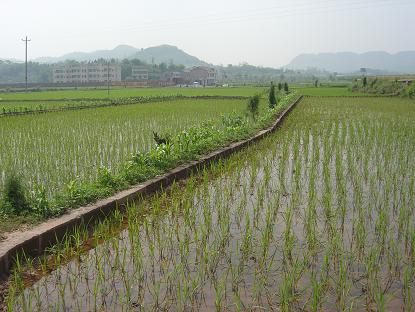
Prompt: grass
<box><xmin>0</xmin><ymin>100</ymin><xmax>94</xmax><ymax>113</ymax></box>
<box><xmin>0</xmin><ymin>86</ymin><xmax>266</xmax><ymax>101</ymax></box>
<box><xmin>0</xmin><ymin>95</ymin><xmax>250</xmax><ymax>117</ymax></box>
<box><xmin>0</xmin><ymin>98</ymin><xmax>249</xmax><ymax>199</ymax></box>
<box><xmin>0</xmin><ymin>92</ymin><xmax>295</xmax><ymax>231</ymax></box>
<box><xmin>3</xmin><ymin>96</ymin><xmax>414</xmax><ymax>311</ymax></box>
<box><xmin>295</xmin><ymin>86</ymin><xmax>367</xmax><ymax>96</ymax></box>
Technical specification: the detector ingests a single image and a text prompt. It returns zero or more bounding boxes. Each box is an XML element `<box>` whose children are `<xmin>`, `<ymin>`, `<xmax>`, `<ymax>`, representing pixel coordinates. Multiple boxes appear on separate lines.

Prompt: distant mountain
<box><xmin>128</xmin><ymin>45</ymin><xmax>208</xmax><ymax>67</ymax></box>
<box><xmin>33</xmin><ymin>44</ymin><xmax>208</xmax><ymax>67</ymax></box>
<box><xmin>286</xmin><ymin>51</ymin><xmax>415</xmax><ymax>74</ymax></box>
<box><xmin>0</xmin><ymin>58</ymin><xmax>23</xmax><ymax>63</ymax></box>
<box><xmin>34</xmin><ymin>45</ymin><xmax>139</xmax><ymax>63</ymax></box>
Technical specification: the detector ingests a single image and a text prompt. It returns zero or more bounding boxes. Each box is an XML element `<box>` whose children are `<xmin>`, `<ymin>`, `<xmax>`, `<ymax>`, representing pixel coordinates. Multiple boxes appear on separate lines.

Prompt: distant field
<box><xmin>0</xmin><ymin>86</ymin><xmax>369</xmax><ymax>101</ymax></box>
<box><xmin>0</xmin><ymin>100</ymin><xmax>110</xmax><ymax>113</ymax></box>
<box><xmin>9</xmin><ymin>95</ymin><xmax>415</xmax><ymax>311</ymax></box>
<box><xmin>0</xmin><ymin>86</ymin><xmax>266</xmax><ymax>101</ymax></box>
<box><xmin>0</xmin><ymin>98</ymin><xmax>248</xmax><ymax>199</ymax></box>
<box><xmin>295</xmin><ymin>86</ymin><xmax>367</xmax><ymax>96</ymax></box>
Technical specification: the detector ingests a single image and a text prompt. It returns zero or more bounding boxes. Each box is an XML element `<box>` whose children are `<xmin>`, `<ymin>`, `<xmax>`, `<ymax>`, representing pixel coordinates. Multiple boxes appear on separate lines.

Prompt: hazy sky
<box><xmin>1</xmin><ymin>0</ymin><xmax>414</xmax><ymax>67</ymax></box>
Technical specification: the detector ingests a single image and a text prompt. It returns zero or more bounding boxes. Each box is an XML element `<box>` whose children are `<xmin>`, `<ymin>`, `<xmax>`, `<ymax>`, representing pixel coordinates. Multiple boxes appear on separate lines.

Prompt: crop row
<box><xmin>0</xmin><ymin>99</ymin><xmax>247</xmax><ymax>199</ymax></box>
<box><xmin>5</xmin><ymin>96</ymin><xmax>415</xmax><ymax>311</ymax></box>
<box><xmin>0</xmin><ymin>94</ymin><xmax>296</xmax><ymax>221</ymax></box>
<box><xmin>0</xmin><ymin>86</ymin><xmax>266</xmax><ymax>101</ymax></box>
<box><xmin>0</xmin><ymin>95</ymin><xmax>250</xmax><ymax>117</ymax></box>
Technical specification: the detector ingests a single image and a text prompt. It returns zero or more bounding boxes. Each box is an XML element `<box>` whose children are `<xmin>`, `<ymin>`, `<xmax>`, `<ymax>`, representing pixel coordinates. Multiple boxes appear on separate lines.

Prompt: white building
<box><xmin>53</xmin><ymin>62</ymin><xmax>121</xmax><ymax>84</ymax></box>
<box><xmin>131</xmin><ymin>66</ymin><xmax>149</xmax><ymax>81</ymax></box>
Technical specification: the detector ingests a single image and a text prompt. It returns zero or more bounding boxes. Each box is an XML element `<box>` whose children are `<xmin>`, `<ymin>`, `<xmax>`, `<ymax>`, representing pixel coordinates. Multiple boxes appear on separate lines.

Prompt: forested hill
<box><xmin>34</xmin><ymin>44</ymin><xmax>208</xmax><ymax>67</ymax></box>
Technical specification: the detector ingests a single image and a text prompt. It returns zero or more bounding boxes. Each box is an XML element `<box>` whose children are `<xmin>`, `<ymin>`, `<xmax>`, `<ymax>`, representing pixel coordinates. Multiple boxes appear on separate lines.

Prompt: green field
<box><xmin>0</xmin><ymin>86</ymin><xmax>266</xmax><ymax>101</ymax></box>
<box><xmin>0</xmin><ymin>98</ymin><xmax>249</xmax><ymax>199</ymax></box>
<box><xmin>7</xmin><ymin>96</ymin><xmax>415</xmax><ymax>310</ymax></box>
<box><xmin>0</xmin><ymin>99</ymin><xmax>113</xmax><ymax>113</ymax></box>
<box><xmin>294</xmin><ymin>86</ymin><xmax>367</xmax><ymax>96</ymax></box>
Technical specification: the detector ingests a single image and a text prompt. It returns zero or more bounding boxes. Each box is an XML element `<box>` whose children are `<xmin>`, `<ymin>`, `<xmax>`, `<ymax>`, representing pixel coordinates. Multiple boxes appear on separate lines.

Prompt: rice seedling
<box><xmin>2</xmin><ymin>96</ymin><xmax>415</xmax><ymax>311</ymax></box>
<box><xmin>0</xmin><ymin>98</ymin><xmax>247</xmax><ymax>200</ymax></box>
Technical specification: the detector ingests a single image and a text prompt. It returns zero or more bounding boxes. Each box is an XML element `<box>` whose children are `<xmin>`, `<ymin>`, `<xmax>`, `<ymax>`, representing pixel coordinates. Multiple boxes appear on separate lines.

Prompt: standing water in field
<box><xmin>5</xmin><ymin>97</ymin><xmax>415</xmax><ymax>311</ymax></box>
<box><xmin>0</xmin><ymin>98</ymin><xmax>246</xmax><ymax>199</ymax></box>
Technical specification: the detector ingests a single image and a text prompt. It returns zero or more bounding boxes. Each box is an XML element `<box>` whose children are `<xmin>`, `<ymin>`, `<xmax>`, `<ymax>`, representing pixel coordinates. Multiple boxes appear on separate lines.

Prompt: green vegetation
<box><xmin>0</xmin><ymin>99</ymin><xmax>244</xmax><ymax>214</ymax></box>
<box><xmin>268</xmin><ymin>82</ymin><xmax>277</xmax><ymax>108</ymax></box>
<box><xmin>5</xmin><ymin>96</ymin><xmax>414</xmax><ymax>311</ymax></box>
<box><xmin>0</xmin><ymin>60</ymin><xmax>52</xmax><ymax>84</ymax></box>
<box><xmin>295</xmin><ymin>86</ymin><xmax>367</xmax><ymax>96</ymax></box>
<box><xmin>351</xmin><ymin>77</ymin><xmax>415</xmax><ymax>98</ymax></box>
<box><xmin>0</xmin><ymin>93</ymin><xmax>296</xmax><ymax>225</ymax></box>
<box><xmin>284</xmin><ymin>82</ymin><xmax>289</xmax><ymax>92</ymax></box>
<box><xmin>0</xmin><ymin>95</ymin><xmax>251</xmax><ymax>117</ymax></box>
<box><xmin>247</xmin><ymin>94</ymin><xmax>261</xmax><ymax>120</ymax></box>
<box><xmin>0</xmin><ymin>56</ymin><xmax>334</xmax><ymax>85</ymax></box>
<box><xmin>1</xmin><ymin>173</ymin><xmax>29</xmax><ymax>216</ymax></box>
<box><xmin>0</xmin><ymin>86</ymin><xmax>266</xmax><ymax>101</ymax></box>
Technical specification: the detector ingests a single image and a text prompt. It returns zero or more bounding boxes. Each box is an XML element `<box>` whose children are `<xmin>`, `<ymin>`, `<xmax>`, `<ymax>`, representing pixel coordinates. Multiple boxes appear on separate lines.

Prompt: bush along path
<box><xmin>0</xmin><ymin>92</ymin><xmax>298</xmax><ymax>227</ymax></box>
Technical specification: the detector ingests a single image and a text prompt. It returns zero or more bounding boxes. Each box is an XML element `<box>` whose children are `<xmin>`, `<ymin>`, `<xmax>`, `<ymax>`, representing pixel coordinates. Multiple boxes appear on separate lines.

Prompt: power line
<box><xmin>21</xmin><ymin>36</ymin><xmax>31</xmax><ymax>92</ymax></box>
<box><xmin>54</xmin><ymin>0</ymin><xmax>414</xmax><ymax>39</ymax></box>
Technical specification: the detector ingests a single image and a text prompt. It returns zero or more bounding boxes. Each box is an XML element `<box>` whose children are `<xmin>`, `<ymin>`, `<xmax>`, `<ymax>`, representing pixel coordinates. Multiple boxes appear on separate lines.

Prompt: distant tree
<box><xmin>278</xmin><ymin>82</ymin><xmax>282</xmax><ymax>91</ymax></box>
<box><xmin>247</xmin><ymin>94</ymin><xmax>260</xmax><ymax>121</ymax></box>
<box><xmin>363</xmin><ymin>76</ymin><xmax>367</xmax><ymax>88</ymax></box>
<box><xmin>268</xmin><ymin>82</ymin><xmax>277</xmax><ymax>108</ymax></box>
<box><xmin>121</xmin><ymin>59</ymin><xmax>132</xmax><ymax>81</ymax></box>
<box><xmin>284</xmin><ymin>82</ymin><xmax>289</xmax><ymax>93</ymax></box>
<box><xmin>314</xmin><ymin>79</ymin><xmax>319</xmax><ymax>87</ymax></box>
<box><xmin>158</xmin><ymin>62</ymin><xmax>167</xmax><ymax>72</ymax></box>
<box><xmin>131</xmin><ymin>59</ymin><xmax>145</xmax><ymax>66</ymax></box>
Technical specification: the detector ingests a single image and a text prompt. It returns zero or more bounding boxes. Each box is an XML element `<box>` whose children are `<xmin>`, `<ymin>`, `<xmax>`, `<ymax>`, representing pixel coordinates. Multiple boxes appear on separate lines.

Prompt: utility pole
<box><xmin>21</xmin><ymin>36</ymin><xmax>31</xmax><ymax>92</ymax></box>
<box><xmin>107</xmin><ymin>60</ymin><xmax>110</xmax><ymax>98</ymax></box>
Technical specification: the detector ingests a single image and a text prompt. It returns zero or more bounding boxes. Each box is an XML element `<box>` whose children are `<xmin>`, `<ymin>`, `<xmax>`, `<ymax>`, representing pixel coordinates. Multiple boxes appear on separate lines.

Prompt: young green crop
<box><xmin>0</xmin><ymin>86</ymin><xmax>266</xmax><ymax>101</ymax></box>
<box><xmin>3</xmin><ymin>96</ymin><xmax>415</xmax><ymax>311</ymax></box>
<box><xmin>0</xmin><ymin>98</ymin><xmax>247</xmax><ymax>199</ymax></box>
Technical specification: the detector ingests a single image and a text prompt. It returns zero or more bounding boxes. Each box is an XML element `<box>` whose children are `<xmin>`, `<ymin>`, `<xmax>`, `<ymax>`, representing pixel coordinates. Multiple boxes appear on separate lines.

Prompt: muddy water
<box><xmin>8</xmin><ymin>98</ymin><xmax>415</xmax><ymax>311</ymax></box>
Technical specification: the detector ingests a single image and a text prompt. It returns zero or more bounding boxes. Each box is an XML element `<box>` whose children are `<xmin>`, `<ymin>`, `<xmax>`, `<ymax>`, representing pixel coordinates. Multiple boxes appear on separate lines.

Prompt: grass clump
<box><xmin>0</xmin><ymin>173</ymin><xmax>29</xmax><ymax>216</ymax></box>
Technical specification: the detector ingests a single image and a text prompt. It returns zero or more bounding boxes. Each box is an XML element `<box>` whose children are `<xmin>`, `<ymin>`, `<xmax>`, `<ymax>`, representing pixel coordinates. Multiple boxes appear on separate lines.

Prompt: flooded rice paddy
<box><xmin>5</xmin><ymin>97</ymin><xmax>415</xmax><ymax>311</ymax></box>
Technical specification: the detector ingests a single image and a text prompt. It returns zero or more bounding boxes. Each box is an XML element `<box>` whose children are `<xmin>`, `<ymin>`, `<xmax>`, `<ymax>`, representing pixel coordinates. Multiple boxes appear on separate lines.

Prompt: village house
<box><xmin>185</xmin><ymin>66</ymin><xmax>217</xmax><ymax>86</ymax></box>
<box><xmin>53</xmin><ymin>62</ymin><xmax>121</xmax><ymax>84</ymax></box>
<box><xmin>160</xmin><ymin>71</ymin><xmax>184</xmax><ymax>86</ymax></box>
<box><xmin>131</xmin><ymin>66</ymin><xmax>149</xmax><ymax>81</ymax></box>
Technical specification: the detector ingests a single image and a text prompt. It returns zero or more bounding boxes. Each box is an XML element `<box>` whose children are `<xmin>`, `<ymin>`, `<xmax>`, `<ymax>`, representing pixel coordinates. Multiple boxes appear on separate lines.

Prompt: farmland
<box><xmin>0</xmin><ymin>87</ymin><xmax>267</xmax><ymax>116</ymax></box>
<box><xmin>0</xmin><ymin>98</ymin><xmax>250</xmax><ymax>200</ymax></box>
<box><xmin>294</xmin><ymin>86</ymin><xmax>366</xmax><ymax>97</ymax></box>
<box><xmin>0</xmin><ymin>86</ymin><xmax>363</xmax><ymax>115</ymax></box>
<box><xmin>0</xmin><ymin>86</ymin><xmax>266</xmax><ymax>101</ymax></box>
<box><xmin>4</xmin><ymin>96</ymin><xmax>415</xmax><ymax>311</ymax></box>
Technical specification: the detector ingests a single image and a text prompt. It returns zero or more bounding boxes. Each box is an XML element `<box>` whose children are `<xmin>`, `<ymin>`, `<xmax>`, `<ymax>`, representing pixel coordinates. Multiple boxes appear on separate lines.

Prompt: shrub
<box><xmin>247</xmin><ymin>95</ymin><xmax>260</xmax><ymax>121</ymax></box>
<box><xmin>31</xmin><ymin>185</ymin><xmax>54</xmax><ymax>218</ymax></box>
<box><xmin>1</xmin><ymin>173</ymin><xmax>29</xmax><ymax>215</ymax></box>
<box><xmin>268</xmin><ymin>83</ymin><xmax>277</xmax><ymax>109</ymax></box>
<box><xmin>284</xmin><ymin>82</ymin><xmax>289</xmax><ymax>93</ymax></box>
